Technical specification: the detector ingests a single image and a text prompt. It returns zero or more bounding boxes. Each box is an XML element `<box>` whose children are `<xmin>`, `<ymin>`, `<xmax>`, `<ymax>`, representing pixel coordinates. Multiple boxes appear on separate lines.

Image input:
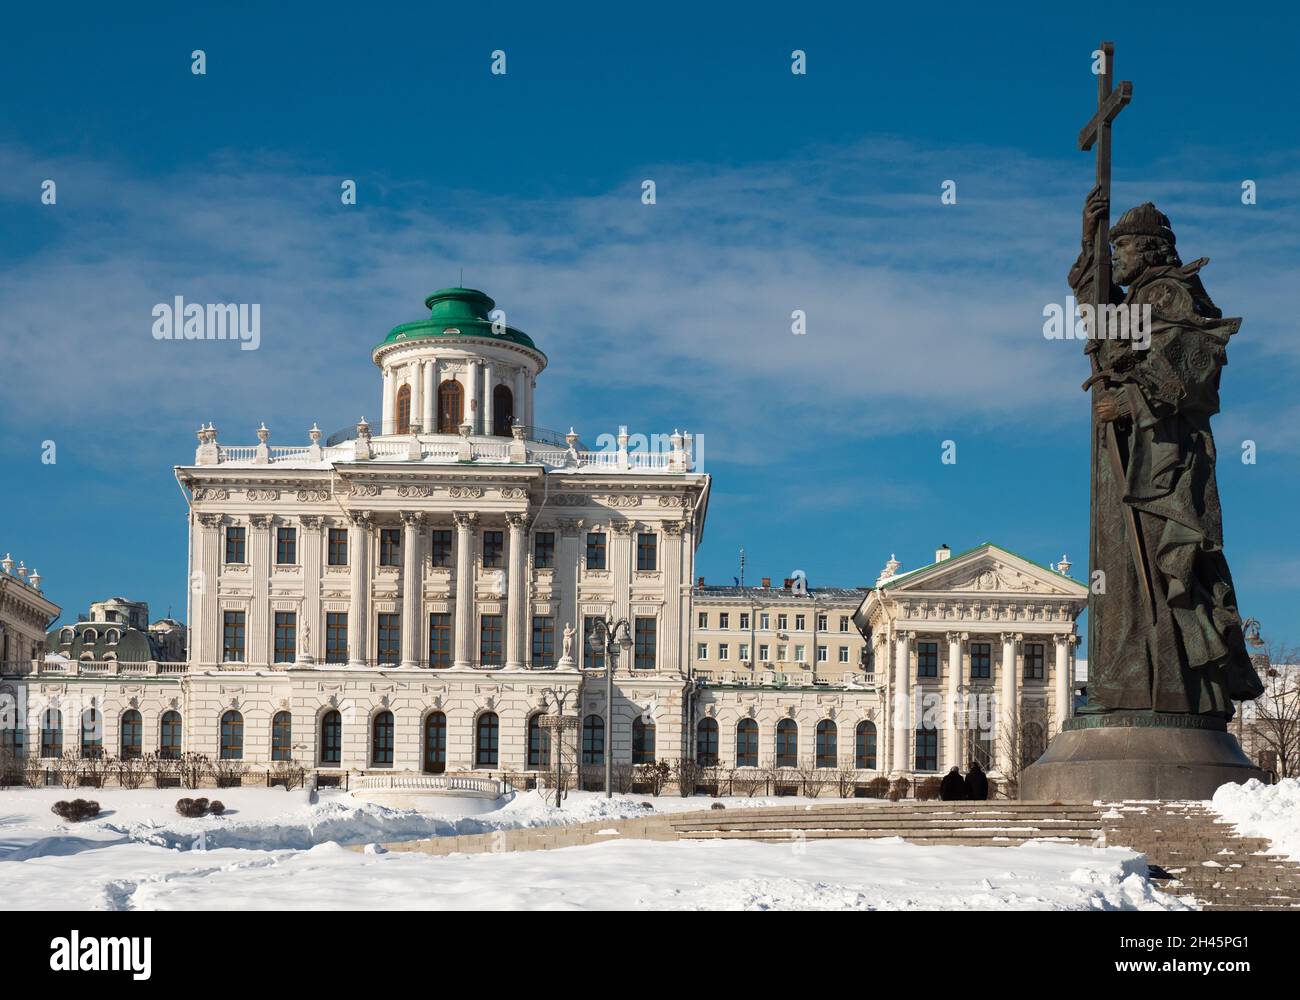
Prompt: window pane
<box><xmin>483</xmin><ymin>531</ymin><xmax>504</xmax><ymax>568</ymax></box>
<box><xmin>480</xmin><ymin>615</ymin><xmax>504</xmax><ymax>666</ymax></box>
<box><xmin>533</xmin><ymin>532</ymin><xmax>555</xmax><ymax>569</ymax></box>
<box><xmin>326</xmin><ymin>612</ymin><xmax>348</xmax><ymax>664</ymax></box>
<box><xmin>377</xmin><ymin>613</ymin><xmax>401</xmax><ymax>665</ymax></box>
<box><xmin>430</xmin><ymin>529</ymin><xmax>453</xmax><ymax>568</ymax></box>
<box><xmin>585</xmin><ymin>532</ymin><xmax>606</xmax><ymax>570</ymax></box>
<box><xmin>274</xmin><ymin>611</ymin><xmax>297</xmax><ymax>663</ymax></box>
<box><xmin>429</xmin><ymin>613</ymin><xmax>452</xmax><ymax>667</ymax></box>
<box><xmin>327</xmin><ymin>528</ymin><xmax>348</xmax><ymax>566</ymax></box>
<box><xmin>634</xmin><ymin>617</ymin><xmax>656</xmax><ymax>670</ymax></box>
<box><xmin>532</xmin><ymin>616</ymin><xmax>554</xmax><ymax>668</ymax></box>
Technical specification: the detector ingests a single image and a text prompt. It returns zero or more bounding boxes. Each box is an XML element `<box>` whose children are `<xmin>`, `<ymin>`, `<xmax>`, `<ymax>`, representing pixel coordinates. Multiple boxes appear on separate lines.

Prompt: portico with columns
<box><xmin>855</xmin><ymin>543</ymin><xmax>1086</xmax><ymax>784</ymax></box>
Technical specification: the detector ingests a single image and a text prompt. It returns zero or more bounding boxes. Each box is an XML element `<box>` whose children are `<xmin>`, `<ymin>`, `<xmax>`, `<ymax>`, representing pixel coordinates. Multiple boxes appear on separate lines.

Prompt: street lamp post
<box><xmin>589</xmin><ymin>617</ymin><xmax>633</xmax><ymax>799</ymax></box>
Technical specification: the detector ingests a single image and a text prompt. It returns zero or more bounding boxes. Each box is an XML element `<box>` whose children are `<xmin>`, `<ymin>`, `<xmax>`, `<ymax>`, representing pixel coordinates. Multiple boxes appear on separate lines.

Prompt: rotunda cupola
<box><xmin>372</xmin><ymin>288</ymin><xmax>547</xmax><ymax>438</ymax></box>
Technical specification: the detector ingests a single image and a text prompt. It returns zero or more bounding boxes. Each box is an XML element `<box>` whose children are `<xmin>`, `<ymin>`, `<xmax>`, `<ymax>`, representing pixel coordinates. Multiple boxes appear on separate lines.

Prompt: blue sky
<box><xmin>1</xmin><ymin>1</ymin><xmax>1297</xmax><ymax>651</ymax></box>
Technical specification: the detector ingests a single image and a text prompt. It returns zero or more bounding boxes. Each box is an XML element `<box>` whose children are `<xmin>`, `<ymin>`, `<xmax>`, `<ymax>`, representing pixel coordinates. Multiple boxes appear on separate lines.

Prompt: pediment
<box><xmin>884</xmin><ymin>545</ymin><xmax>1085</xmax><ymax>599</ymax></box>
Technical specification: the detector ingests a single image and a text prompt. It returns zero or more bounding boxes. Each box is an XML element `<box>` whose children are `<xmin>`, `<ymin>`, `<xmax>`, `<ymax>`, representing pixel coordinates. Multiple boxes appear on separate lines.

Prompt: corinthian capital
<box><xmin>348</xmin><ymin>510</ymin><xmax>372</xmax><ymax>528</ymax></box>
<box><xmin>400</xmin><ymin>510</ymin><xmax>426</xmax><ymax>528</ymax></box>
<box><xmin>197</xmin><ymin>512</ymin><xmax>224</xmax><ymax>529</ymax></box>
<box><xmin>505</xmin><ymin>512</ymin><xmax>529</xmax><ymax>530</ymax></box>
<box><xmin>453</xmin><ymin>511</ymin><xmax>479</xmax><ymax>529</ymax></box>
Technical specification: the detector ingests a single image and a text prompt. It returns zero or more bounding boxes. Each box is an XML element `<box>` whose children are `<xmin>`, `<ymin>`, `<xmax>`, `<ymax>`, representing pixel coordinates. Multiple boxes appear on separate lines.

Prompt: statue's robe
<box><xmin>1068</xmin><ymin>247</ymin><xmax>1263</xmax><ymax>718</ymax></box>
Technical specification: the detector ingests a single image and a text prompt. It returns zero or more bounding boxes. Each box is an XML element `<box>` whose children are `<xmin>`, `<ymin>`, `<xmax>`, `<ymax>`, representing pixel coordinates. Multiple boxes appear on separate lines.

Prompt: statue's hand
<box><xmin>1083</xmin><ymin>184</ymin><xmax>1109</xmax><ymax>245</ymax></box>
<box><xmin>1094</xmin><ymin>396</ymin><xmax>1128</xmax><ymax>423</ymax></box>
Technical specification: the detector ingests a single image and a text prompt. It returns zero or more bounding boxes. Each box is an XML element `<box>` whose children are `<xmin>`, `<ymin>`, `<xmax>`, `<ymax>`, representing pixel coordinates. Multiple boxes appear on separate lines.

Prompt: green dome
<box><xmin>376</xmin><ymin>288</ymin><xmax>544</xmax><ymax>356</ymax></box>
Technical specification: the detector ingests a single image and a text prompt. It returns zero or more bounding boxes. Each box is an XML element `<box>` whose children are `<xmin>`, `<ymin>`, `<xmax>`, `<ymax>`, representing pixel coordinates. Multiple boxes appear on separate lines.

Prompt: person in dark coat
<box><xmin>939</xmin><ymin>766</ymin><xmax>968</xmax><ymax>801</ymax></box>
<box><xmin>965</xmin><ymin>761</ymin><xmax>989</xmax><ymax>801</ymax></box>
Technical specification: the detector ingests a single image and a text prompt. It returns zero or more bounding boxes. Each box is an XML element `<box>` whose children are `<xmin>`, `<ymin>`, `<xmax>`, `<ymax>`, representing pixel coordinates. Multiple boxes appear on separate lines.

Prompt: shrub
<box><xmin>268</xmin><ymin>759</ymin><xmax>306</xmax><ymax>791</ymax></box>
<box><xmin>635</xmin><ymin>761</ymin><xmax>672</xmax><ymax>796</ymax></box>
<box><xmin>863</xmin><ymin>776</ymin><xmax>891</xmax><ymax>799</ymax></box>
<box><xmin>52</xmin><ymin>798</ymin><xmax>101</xmax><ymax>822</ymax></box>
<box><xmin>673</xmin><ymin>758</ymin><xmax>704</xmax><ymax>797</ymax></box>
<box><xmin>209</xmin><ymin>800</ymin><xmax>225</xmax><ymax>816</ymax></box>
<box><xmin>915</xmin><ymin>777</ymin><xmax>943</xmax><ymax>801</ymax></box>
<box><xmin>710</xmin><ymin>801</ymin><xmax>726</xmax><ymax>811</ymax></box>
<box><xmin>176</xmin><ymin>797</ymin><xmax>211</xmax><ymax>818</ymax></box>
<box><xmin>209</xmin><ymin>757</ymin><xmax>249</xmax><ymax>788</ymax></box>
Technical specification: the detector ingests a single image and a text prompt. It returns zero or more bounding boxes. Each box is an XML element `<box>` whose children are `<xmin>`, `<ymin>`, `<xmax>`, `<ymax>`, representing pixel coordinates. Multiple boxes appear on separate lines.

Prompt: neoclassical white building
<box><xmin>1</xmin><ymin>289</ymin><xmax>1087</xmax><ymax>791</ymax></box>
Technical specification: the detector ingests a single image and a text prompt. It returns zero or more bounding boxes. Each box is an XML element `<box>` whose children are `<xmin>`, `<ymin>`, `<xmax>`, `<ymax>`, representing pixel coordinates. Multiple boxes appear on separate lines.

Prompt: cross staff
<box><xmin>1078</xmin><ymin>41</ymin><xmax>1155</xmax><ymax>626</ymax></box>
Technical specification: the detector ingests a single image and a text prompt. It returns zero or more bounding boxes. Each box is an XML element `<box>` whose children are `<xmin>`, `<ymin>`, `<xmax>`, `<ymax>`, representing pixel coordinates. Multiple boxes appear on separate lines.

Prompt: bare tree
<box><xmin>731</xmin><ymin>768</ymin><xmax>767</xmax><ymax>797</ymax></box>
<box><xmin>833</xmin><ymin>764</ymin><xmax>860</xmax><ymax>798</ymax></box>
<box><xmin>994</xmin><ymin>714</ymin><xmax>1048</xmax><ymax>800</ymax></box>
<box><xmin>1242</xmin><ymin>645</ymin><xmax>1300</xmax><ymax>779</ymax></box>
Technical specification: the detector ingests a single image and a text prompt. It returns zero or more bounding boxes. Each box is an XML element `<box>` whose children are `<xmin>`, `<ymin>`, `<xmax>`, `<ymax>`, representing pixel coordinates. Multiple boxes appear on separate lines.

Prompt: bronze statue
<box><xmin>1070</xmin><ymin>194</ymin><xmax>1264</xmax><ymax>718</ymax></box>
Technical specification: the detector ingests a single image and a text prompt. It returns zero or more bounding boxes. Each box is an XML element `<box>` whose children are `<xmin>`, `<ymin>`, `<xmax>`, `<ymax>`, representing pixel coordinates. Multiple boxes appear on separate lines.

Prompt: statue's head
<box><xmin>1110</xmin><ymin>202</ymin><xmax>1182</xmax><ymax>284</ymax></box>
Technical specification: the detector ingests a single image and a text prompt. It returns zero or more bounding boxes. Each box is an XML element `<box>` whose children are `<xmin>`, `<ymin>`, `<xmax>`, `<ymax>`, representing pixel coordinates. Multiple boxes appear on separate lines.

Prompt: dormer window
<box><xmin>106</xmin><ymin>629</ymin><xmax>121</xmax><ymax>645</ymax></box>
<box><xmin>82</xmin><ymin>628</ymin><xmax>98</xmax><ymax>643</ymax></box>
<box><xmin>60</xmin><ymin>628</ymin><xmax>75</xmax><ymax>645</ymax></box>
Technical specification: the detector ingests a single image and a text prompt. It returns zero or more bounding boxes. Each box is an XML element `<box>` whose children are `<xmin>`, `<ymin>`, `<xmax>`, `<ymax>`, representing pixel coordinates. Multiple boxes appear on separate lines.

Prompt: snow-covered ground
<box><xmin>1212</xmin><ymin>777</ymin><xmax>1300</xmax><ymax>862</ymax></box>
<box><xmin>0</xmin><ymin>787</ymin><xmax>1189</xmax><ymax>910</ymax></box>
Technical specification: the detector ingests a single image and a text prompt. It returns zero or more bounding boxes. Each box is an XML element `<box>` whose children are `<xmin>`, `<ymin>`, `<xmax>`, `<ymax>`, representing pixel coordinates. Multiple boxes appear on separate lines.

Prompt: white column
<box><xmin>946</xmin><ymin>630</ymin><xmax>962</xmax><ymax>771</ymax></box>
<box><xmin>1000</xmin><ymin>631</ymin><xmax>1019</xmax><ymax>774</ymax></box>
<box><xmin>892</xmin><ymin>630</ymin><xmax>911</xmax><ymax>774</ymax></box>
<box><xmin>558</xmin><ymin>520</ymin><xmax>581</xmax><ymax>653</ymax></box>
<box><xmin>527</xmin><ymin>376</ymin><xmax>536</xmax><ymax>428</ymax></box>
<box><xmin>467</xmin><ymin>360</ymin><xmax>481</xmax><ymax>434</ymax></box>
<box><xmin>453</xmin><ymin>512</ymin><xmax>477</xmax><ymax>668</ymax></box>
<box><xmin>381</xmin><ymin>369</ymin><xmax>394</xmax><ymax>435</ymax></box>
<box><xmin>1054</xmin><ymin>634</ymin><xmax>1070</xmax><ymax>735</ymax></box>
<box><xmin>400</xmin><ymin>512</ymin><xmax>424</xmax><ymax>667</ymax></box>
<box><xmin>410</xmin><ymin>363</ymin><xmax>423</xmax><ymax>432</ymax></box>
<box><xmin>299</xmin><ymin>515</ymin><xmax>322</xmax><ymax>663</ymax></box>
<box><xmin>423</xmin><ymin>358</ymin><xmax>436</xmax><ymax>433</ymax></box>
<box><xmin>661</xmin><ymin>522</ymin><xmax>684</xmax><ymax>672</ymax></box>
<box><xmin>484</xmin><ymin>363</ymin><xmax>494</xmax><ymax>435</ymax></box>
<box><xmin>249</xmin><ymin>515</ymin><xmax>271</xmax><ymax>666</ymax></box>
<box><xmin>347</xmin><ymin>512</ymin><xmax>371</xmax><ymax>666</ymax></box>
<box><xmin>514</xmin><ymin>368</ymin><xmax>526</xmax><ymax>432</ymax></box>
<box><xmin>193</xmin><ymin>514</ymin><xmax>222</xmax><ymax>666</ymax></box>
<box><xmin>505</xmin><ymin>512</ymin><xmax>527</xmax><ymax>668</ymax></box>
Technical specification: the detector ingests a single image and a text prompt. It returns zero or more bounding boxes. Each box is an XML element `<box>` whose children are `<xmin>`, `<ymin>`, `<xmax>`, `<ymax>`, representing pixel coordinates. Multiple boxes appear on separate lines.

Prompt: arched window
<box><xmin>395</xmin><ymin>383</ymin><xmax>412</xmax><ymax>435</ymax></box>
<box><xmin>527</xmin><ymin>714</ymin><xmax>551</xmax><ymax>769</ymax></box>
<box><xmin>220</xmin><ymin>710</ymin><xmax>243</xmax><ymax>760</ymax></box>
<box><xmin>41</xmin><ymin>708</ymin><xmax>62</xmax><ymax>758</ymax></box>
<box><xmin>423</xmin><ymin>712</ymin><xmax>447</xmax><ymax>774</ymax></box>
<box><xmin>81</xmin><ymin>708</ymin><xmax>103</xmax><ymax>759</ymax></box>
<box><xmin>815</xmin><ymin>719</ymin><xmax>838</xmax><ymax>769</ymax></box>
<box><xmin>160</xmin><ymin>711</ymin><xmax>182</xmax><ymax>759</ymax></box>
<box><xmin>437</xmin><ymin>380</ymin><xmax>464</xmax><ymax>433</ymax></box>
<box><xmin>105</xmin><ymin>629</ymin><xmax>121</xmax><ymax>645</ymax></box>
<box><xmin>736</xmin><ymin>718</ymin><xmax>758</xmax><ymax>768</ymax></box>
<box><xmin>372</xmin><ymin>710</ymin><xmax>395</xmax><ymax>767</ymax></box>
<box><xmin>59</xmin><ymin>627</ymin><xmax>74</xmax><ymax>645</ymax></box>
<box><xmin>475</xmin><ymin>712</ymin><xmax>499</xmax><ymax>768</ymax></box>
<box><xmin>492</xmin><ymin>384</ymin><xmax>514</xmax><ymax>437</ymax></box>
<box><xmin>581</xmin><ymin>714</ymin><xmax>604</xmax><ymax>765</ymax></box>
<box><xmin>696</xmin><ymin>717</ymin><xmax>719</xmax><ymax>766</ymax></box>
<box><xmin>320</xmin><ymin>710</ymin><xmax>342</xmax><ymax>766</ymax></box>
<box><xmin>82</xmin><ymin>628</ymin><xmax>98</xmax><ymax>644</ymax></box>
<box><xmin>632</xmin><ymin>716</ymin><xmax>655</xmax><ymax>764</ymax></box>
<box><xmin>120</xmin><ymin>710</ymin><xmax>142</xmax><ymax>759</ymax></box>
<box><xmin>775</xmin><ymin>718</ymin><xmax>798</xmax><ymax>769</ymax></box>
<box><xmin>271</xmin><ymin>711</ymin><xmax>293</xmax><ymax>761</ymax></box>
<box><xmin>855</xmin><ymin>720</ymin><xmax>877</xmax><ymax>769</ymax></box>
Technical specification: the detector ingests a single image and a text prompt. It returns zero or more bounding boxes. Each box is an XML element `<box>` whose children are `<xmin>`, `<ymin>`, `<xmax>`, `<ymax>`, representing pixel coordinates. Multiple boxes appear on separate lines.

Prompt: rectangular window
<box><xmin>739</xmin><ymin>643</ymin><xmax>749</xmax><ymax>661</ymax></box>
<box><xmin>795</xmin><ymin>614</ymin><xmax>806</xmax><ymax>632</ymax></box>
<box><xmin>636</xmin><ymin>532</ymin><xmax>657</xmax><ymax>571</ymax></box>
<box><xmin>839</xmin><ymin>615</ymin><xmax>850</xmax><ymax>633</ymax></box>
<box><xmin>380</xmin><ymin>528</ymin><xmax>401</xmax><ymax>567</ymax></box>
<box><xmin>585</xmin><ymin>532</ymin><xmax>606</xmax><ymax>570</ymax></box>
<box><xmin>532</xmin><ymin>616</ymin><xmax>555</xmax><ymax>667</ymax></box>
<box><xmin>718</xmin><ymin>643</ymin><xmax>730</xmax><ymax>661</ymax></box>
<box><xmin>480</xmin><ymin>614</ymin><xmax>504</xmax><ymax>666</ymax></box>
<box><xmin>327</xmin><ymin>528</ymin><xmax>348</xmax><ymax>566</ymax></box>
<box><xmin>914</xmin><ymin>727</ymin><xmax>939</xmax><ymax>771</ymax></box>
<box><xmin>634</xmin><ymin>617</ymin><xmax>656</xmax><ymax>670</ymax></box>
<box><xmin>533</xmin><ymin>531</ymin><xmax>556</xmax><ymax>569</ymax></box>
<box><xmin>430</xmin><ymin>529</ymin><xmax>453</xmax><ymax>568</ymax></box>
<box><xmin>273</xmin><ymin>611</ymin><xmax>296</xmax><ymax>663</ymax></box>
<box><xmin>696</xmin><ymin>643</ymin><xmax>708</xmax><ymax>660</ymax></box>
<box><xmin>429</xmin><ymin>613</ymin><xmax>452</xmax><ymax>667</ymax></box>
<box><xmin>817</xmin><ymin>645</ymin><xmax>827</xmax><ymax>662</ymax></box>
<box><xmin>698</xmin><ymin>611</ymin><xmax>708</xmax><ymax>629</ymax></box>
<box><xmin>739</xmin><ymin>613</ymin><xmax>750</xmax><ymax>630</ymax></box>
<box><xmin>759</xmin><ymin>613</ymin><xmax>770</xmax><ymax>630</ymax></box>
<box><xmin>971</xmin><ymin>643</ymin><xmax>992</xmax><ymax>679</ymax></box>
<box><xmin>482</xmin><ymin>531</ymin><xmax>504</xmax><ymax>569</ymax></box>
<box><xmin>326</xmin><ymin>612</ymin><xmax>348</xmax><ymax>664</ymax></box>
<box><xmin>377</xmin><ymin>613</ymin><xmax>401</xmax><ymax>665</ymax></box>
<box><xmin>817</xmin><ymin>614</ymin><xmax>828</xmax><ymax>631</ymax></box>
<box><xmin>794</xmin><ymin>645</ymin><xmax>806</xmax><ymax>663</ymax></box>
<box><xmin>719</xmin><ymin>612</ymin><xmax>730</xmax><ymax>629</ymax></box>
<box><xmin>276</xmin><ymin>526</ymin><xmax>297</xmax><ymax>565</ymax></box>
<box><xmin>224</xmin><ymin>526</ymin><xmax>246</xmax><ymax>564</ymax></box>
<box><xmin>838</xmin><ymin>646</ymin><xmax>850</xmax><ymax>663</ymax></box>
<box><xmin>758</xmin><ymin>644</ymin><xmax>769</xmax><ymax>661</ymax></box>
<box><xmin>777</xmin><ymin>614</ymin><xmax>788</xmax><ymax>631</ymax></box>
<box><xmin>918</xmin><ymin>641</ymin><xmax>939</xmax><ymax>678</ymax></box>
<box><xmin>222</xmin><ymin>611</ymin><xmax>246</xmax><ymax>663</ymax></box>
<box><xmin>1025</xmin><ymin>643</ymin><xmax>1045</xmax><ymax>680</ymax></box>
<box><xmin>776</xmin><ymin>644</ymin><xmax>787</xmax><ymax>661</ymax></box>
<box><xmin>583</xmin><ymin>616</ymin><xmax>606</xmax><ymax>670</ymax></box>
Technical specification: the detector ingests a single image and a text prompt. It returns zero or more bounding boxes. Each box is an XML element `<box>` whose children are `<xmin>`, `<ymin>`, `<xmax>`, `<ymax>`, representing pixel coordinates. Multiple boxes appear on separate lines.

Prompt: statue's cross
<box><xmin>1078</xmin><ymin>42</ymin><xmax>1132</xmax><ymax>316</ymax></box>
